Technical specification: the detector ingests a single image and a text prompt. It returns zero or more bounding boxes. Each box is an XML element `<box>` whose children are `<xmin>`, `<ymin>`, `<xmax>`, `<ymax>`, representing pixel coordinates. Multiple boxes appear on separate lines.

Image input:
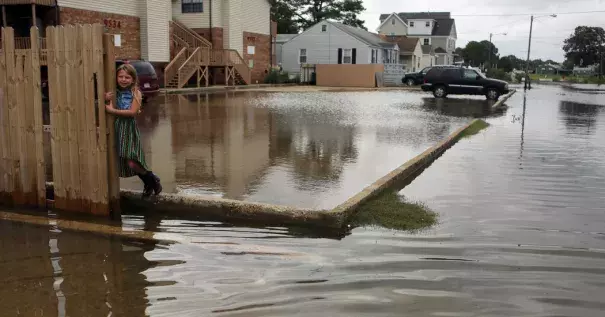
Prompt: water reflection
<box><xmin>559</xmin><ymin>100</ymin><xmax>601</xmax><ymax>134</ymax></box>
<box><xmin>420</xmin><ymin>97</ymin><xmax>507</xmax><ymax>118</ymax></box>
<box><xmin>121</xmin><ymin>91</ymin><xmax>468</xmax><ymax>209</ymax></box>
<box><xmin>0</xmin><ymin>220</ymin><xmax>160</xmax><ymax>316</ymax></box>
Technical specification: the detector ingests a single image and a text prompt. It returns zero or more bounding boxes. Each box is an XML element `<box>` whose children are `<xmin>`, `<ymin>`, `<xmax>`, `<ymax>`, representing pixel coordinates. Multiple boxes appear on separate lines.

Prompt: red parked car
<box><xmin>42</xmin><ymin>60</ymin><xmax>159</xmax><ymax>102</ymax></box>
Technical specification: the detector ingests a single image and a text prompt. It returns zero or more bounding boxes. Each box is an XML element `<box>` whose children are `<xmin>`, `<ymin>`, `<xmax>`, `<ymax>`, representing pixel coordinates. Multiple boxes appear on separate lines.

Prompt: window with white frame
<box><xmin>426</xmin><ymin>21</ymin><xmax>430</xmax><ymax>27</ymax></box>
<box><xmin>391</xmin><ymin>18</ymin><xmax>395</xmax><ymax>25</ymax></box>
<box><xmin>182</xmin><ymin>0</ymin><xmax>203</xmax><ymax>13</ymax></box>
<box><xmin>371</xmin><ymin>49</ymin><xmax>377</xmax><ymax>63</ymax></box>
<box><xmin>410</xmin><ymin>21</ymin><xmax>415</xmax><ymax>27</ymax></box>
<box><xmin>299</xmin><ymin>49</ymin><xmax>307</xmax><ymax>64</ymax></box>
<box><xmin>343</xmin><ymin>49</ymin><xmax>352</xmax><ymax>64</ymax></box>
<box><xmin>321</xmin><ymin>25</ymin><xmax>327</xmax><ymax>32</ymax></box>
<box><xmin>423</xmin><ymin>38</ymin><xmax>430</xmax><ymax>45</ymax></box>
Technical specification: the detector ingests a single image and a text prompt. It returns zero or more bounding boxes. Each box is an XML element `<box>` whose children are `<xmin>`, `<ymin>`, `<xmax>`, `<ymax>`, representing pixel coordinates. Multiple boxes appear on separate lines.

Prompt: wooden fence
<box><xmin>0</xmin><ymin>25</ymin><xmax>120</xmax><ymax>217</ymax></box>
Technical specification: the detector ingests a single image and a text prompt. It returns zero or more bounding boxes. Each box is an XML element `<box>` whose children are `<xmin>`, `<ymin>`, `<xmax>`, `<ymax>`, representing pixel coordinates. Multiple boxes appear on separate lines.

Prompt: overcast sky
<box><xmin>360</xmin><ymin>0</ymin><xmax>605</xmax><ymax>62</ymax></box>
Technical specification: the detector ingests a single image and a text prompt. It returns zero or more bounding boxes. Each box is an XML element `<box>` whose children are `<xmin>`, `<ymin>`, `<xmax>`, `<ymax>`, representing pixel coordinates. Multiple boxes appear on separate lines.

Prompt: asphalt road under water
<box><xmin>3</xmin><ymin>85</ymin><xmax>604</xmax><ymax>316</ymax></box>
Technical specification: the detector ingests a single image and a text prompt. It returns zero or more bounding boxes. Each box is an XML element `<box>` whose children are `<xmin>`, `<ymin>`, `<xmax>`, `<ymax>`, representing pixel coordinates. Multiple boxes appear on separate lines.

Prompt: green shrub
<box><xmin>486</xmin><ymin>68</ymin><xmax>510</xmax><ymax>82</ymax></box>
<box><xmin>264</xmin><ymin>69</ymin><xmax>300</xmax><ymax>84</ymax></box>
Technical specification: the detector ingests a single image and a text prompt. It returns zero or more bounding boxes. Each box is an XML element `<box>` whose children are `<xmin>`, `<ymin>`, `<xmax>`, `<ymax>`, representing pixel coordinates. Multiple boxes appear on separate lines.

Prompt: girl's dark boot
<box><xmin>138</xmin><ymin>174</ymin><xmax>153</xmax><ymax>197</ymax></box>
<box><xmin>148</xmin><ymin>172</ymin><xmax>163</xmax><ymax>196</ymax></box>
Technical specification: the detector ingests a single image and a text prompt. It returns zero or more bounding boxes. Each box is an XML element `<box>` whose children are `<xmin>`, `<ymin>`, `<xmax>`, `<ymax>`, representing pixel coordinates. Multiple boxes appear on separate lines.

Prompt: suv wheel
<box><xmin>405</xmin><ymin>78</ymin><xmax>415</xmax><ymax>86</ymax></box>
<box><xmin>433</xmin><ymin>85</ymin><xmax>447</xmax><ymax>98</ymax></box>
<box><xmin>486</xmin><ymin>88</ymin><xmax>500</xmax><ymax>100</ymax></box>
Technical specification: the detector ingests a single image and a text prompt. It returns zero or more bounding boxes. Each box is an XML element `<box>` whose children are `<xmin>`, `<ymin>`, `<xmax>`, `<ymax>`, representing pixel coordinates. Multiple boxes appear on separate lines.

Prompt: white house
<box><xmin>377</xmin><ymin>12</ymin><xmax>457</xmax><ymax>66</ymax></box>
<box><xmin>280</xmin><ymin>20</ymin><xmax>400</xmax><ymax>75</ymax></box>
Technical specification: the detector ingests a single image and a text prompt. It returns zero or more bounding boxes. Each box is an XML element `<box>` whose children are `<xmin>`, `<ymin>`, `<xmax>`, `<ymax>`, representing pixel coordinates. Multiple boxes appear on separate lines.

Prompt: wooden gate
<box><xmin>0</xmin><ymin>25</ymin><xmax>120</xmax><ymax>217</ymax></box>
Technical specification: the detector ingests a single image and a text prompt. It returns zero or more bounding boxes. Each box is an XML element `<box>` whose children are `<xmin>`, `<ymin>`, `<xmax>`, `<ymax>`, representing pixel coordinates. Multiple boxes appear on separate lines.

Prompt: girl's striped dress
<box><xmin>114</xmin><ymin>89</ymin><xmax>149</xmax><ymax>178</ymax></box>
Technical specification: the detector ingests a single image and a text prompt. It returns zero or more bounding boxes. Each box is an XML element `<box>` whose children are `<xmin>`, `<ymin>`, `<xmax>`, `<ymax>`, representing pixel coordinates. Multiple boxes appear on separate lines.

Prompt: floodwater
<box><xmin>3</xmin><ymin>85</ymin><xmax>605</xmax><ymax>316</ymax></box>
<box><xmin>121</xmin><ymin>91</ymin><xmax>502</xmax><ymax>209</ymax></box>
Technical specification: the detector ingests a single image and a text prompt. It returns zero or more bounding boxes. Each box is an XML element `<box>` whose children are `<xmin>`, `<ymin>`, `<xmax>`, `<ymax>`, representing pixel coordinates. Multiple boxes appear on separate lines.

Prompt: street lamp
<box><xmin>524</xmin><ymin>14</ymin><xmax>557</xmax><ymax>90</ymax></box>
<box><xmin>488</xmin><ymin>32</ymin><xmax>507</xmax><ymax>69</ymax></box>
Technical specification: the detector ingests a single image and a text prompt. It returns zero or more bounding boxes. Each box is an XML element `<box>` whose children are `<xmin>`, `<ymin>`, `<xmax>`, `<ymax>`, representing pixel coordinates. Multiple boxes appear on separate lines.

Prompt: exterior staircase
<box><xmin>165</xmin><ymin>20</ymin><xmax>251</xmax><ymax>88</ymax></box>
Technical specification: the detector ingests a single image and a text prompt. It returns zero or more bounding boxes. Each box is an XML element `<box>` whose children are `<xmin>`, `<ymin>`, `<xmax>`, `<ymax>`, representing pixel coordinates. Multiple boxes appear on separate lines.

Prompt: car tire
<box><xmin>406</xmin><ymin>78</ymin><xmax>415</xmax><ymax>86</ymax></box>
<box><xmin>486</xmin><ymin>88</ymin><xmax>500</xmax><ymax>100</ymax></box>
<box><xmin>433</xmin><ymin>85</ymin><xmax>447</xmax><ymax>98</ymax></box>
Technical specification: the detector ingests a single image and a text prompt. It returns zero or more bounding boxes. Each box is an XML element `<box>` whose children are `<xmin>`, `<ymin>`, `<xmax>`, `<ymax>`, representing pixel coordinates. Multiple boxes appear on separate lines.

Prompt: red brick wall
<box><xmin>191</xmin><ymin>27</ymin><xmax>224</xmax><ymax>49</ymax></box>
<box><xmin>59</xmin><ymin>7</ymin><xmax>141</xmax><ymax>60</ymax></box>
<box><xmin>243</xmin><ymin>32</ymin><xmax>271</xmax><ymax>84</ymax></box>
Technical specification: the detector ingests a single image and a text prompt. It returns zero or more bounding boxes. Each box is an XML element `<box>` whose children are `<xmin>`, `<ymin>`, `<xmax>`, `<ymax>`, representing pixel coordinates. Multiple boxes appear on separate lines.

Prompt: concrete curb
<box><xmin>119</xmin><ymin>190</ymin><xmax>340</xmax><ymax>228</ymax></box>
<box><xmin>491</xmin><ymin>89</ymin><xmax>517</xmax><ymax>111</ymax></box>
<box><xmin>161</xmin><ymin>83</ymin><xmax>299</xmax><ymax>94</ymax></box>
<box><xmin>329</xmin><ymin>119</ymin><xmax>488</xmax><ymax>225</ymax></box>
<box><xmin>161</xmin><ymin>85</ymin><xmax>422</xmax><ymax>95</ymax></box>
<box><xmin>0</xmin><ymin>210</ymin><xmax>166</xmax><ymax>243</ymax></box>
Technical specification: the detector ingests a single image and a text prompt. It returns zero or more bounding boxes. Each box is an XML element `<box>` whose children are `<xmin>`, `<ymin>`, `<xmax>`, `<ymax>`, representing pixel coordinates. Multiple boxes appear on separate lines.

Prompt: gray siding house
<box><xmin>281</xmin><ymin>20</ymin><xmax>400</xmax><ymax>75</ymax></box>
<box><xmin>275</xmin><ymin>34</ymin><xmax>297</xmax><ymax>67</ymax></box>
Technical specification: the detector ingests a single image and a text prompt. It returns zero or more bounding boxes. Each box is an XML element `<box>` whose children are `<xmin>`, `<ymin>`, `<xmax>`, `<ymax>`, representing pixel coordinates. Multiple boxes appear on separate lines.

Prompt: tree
<box><xmin>271</xmin><ymin>0</ymin><xmax>366</xmax><ymax>33</ymax></box>
<box><xmin>563</xmin><ymin>26</ymin><xmax>605</xmax><ymax>67</ymax></box>
<box><xmin>498</xmin><ymin>55</ymin><xmax>518</xmax><ymax>72</ymax></box>
<box><xmin>270</xmin><ymin>0</ymin><xmax>299</xmax><ymax>33</ymax></box>
<box><xmin>462</xmin><ymin>41</ymin><xmax>499</xmax><ymax>67</ymax></box>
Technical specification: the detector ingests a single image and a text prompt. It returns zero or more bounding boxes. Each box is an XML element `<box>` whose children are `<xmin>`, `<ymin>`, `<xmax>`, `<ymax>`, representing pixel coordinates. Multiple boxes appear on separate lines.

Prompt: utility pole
<box><xmin>524</xmin><ymin>15</ymin><xmax>534</xmax><ymax>90</ymax></box>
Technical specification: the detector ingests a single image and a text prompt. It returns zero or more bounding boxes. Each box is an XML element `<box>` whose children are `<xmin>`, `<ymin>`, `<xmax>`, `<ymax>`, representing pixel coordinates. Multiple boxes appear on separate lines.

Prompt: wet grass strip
<box><xmin>350</xmin><ymin>190</ymin><xmax>437</xmax><ymax>231</ymax></box>
<box><xmin>460</xmin><ymin>119</ymin><xmax>490</xmax><ymax>139</ymax></box>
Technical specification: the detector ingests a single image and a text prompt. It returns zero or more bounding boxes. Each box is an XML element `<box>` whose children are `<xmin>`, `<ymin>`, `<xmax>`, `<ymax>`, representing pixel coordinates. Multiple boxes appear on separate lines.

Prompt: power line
<box><xmin>450</xmin><ymin>10</ymin><xmax>605</xmax><ymax>17</ymax></box>
<box><xmin>364</xmin><ymin>9</ymin><xmax>605</xmax><ymax>17</ymax></box>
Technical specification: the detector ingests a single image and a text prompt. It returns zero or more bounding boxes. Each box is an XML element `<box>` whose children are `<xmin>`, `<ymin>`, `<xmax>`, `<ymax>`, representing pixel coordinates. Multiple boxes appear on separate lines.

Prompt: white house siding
<box><xmin>281</xmin><ymin>22</ymin><xmax>372</xmax><ymax>75</ymax></box>
<box><xmin>379</xmin><ymin>15</ymin><xmax>407</xmax><ymax>36</ymax></box>
<box><xmin>244</xmin><ymin>0</ymin><xmax>270</xmax><ymax>35</ymax></box>
<box><xmin>407</xmin><ymin>19</ymin><xmax>433</xmax><ymax>35</ymax></box>
<box><xmin>227</xmin><ymin>0</ymin><xmax>244</xmax><ymax>54</ymax></box>
<box><xmin>58</xmin><ymin>0</ymin><xmax>138</xmax><ymax>16</ymax></box>
<box><xmin>421</xmin><ymin>54</ymin><xmax>434</xmax><ymax>69</ymax></box>
<box><xmin>171</xmin><ymin>0</ymin><xmax>223</xmax><ymax>28</ymax></box>
<box><xmin>141</xmin><ymin>0</ymin><xmax>171</xmax><ymax>62</ymax></box>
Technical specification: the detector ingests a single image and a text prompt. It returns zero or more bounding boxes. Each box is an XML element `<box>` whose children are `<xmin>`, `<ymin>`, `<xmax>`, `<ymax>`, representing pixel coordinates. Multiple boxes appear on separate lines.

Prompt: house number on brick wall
<box><xmin>103</xmin><ymin>19</ymin><xmax>121</xmax><ymax>29</ymax></box>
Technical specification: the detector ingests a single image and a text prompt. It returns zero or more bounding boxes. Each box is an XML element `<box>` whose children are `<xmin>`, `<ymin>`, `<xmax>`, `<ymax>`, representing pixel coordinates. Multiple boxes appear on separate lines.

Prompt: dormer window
<box><xmin>410</xmin><ymin>22</ymin><xmax>415</xmax><ymax>27</ymax></box>
<box><xmin>391</xmin><ymin>18</ymin><xmax>395</xmax><ymax>25</ymax></box>
<box><xmin>426</xmin><ymin>21</ymin><xmax>431</xmax><ymax>27</ymax></box>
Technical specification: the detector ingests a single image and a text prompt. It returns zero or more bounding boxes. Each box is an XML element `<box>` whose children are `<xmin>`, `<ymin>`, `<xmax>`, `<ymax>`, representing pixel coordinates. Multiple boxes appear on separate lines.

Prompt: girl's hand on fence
<box><xmin>105</xmin><ymin>104</ymin><xmax>115</xmax><ymax>114</ymax></box>
<box><xmin>104</xmin><ymin>92</ymin><xmax>113</xmax><ymax>101</ymax></box>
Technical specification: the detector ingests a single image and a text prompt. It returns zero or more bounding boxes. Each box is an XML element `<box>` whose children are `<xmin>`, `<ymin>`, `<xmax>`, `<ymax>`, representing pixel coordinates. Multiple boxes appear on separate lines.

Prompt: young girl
<box><xmin>105</xmin><ymin>64</ymin><xmax>162</xmax><ymax>197</ymax></box>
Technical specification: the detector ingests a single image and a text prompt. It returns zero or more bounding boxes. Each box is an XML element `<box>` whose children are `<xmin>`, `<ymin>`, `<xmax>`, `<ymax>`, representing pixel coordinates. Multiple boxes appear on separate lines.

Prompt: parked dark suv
<box><xmin>421</xmin><ymin>66</ymin><xmax>509</xmax><ymax>100</ymax></box>
<box><xmin>402</xmin><ymin>66</ymin><xmax>432</xmax><ymax>86</ymax></box>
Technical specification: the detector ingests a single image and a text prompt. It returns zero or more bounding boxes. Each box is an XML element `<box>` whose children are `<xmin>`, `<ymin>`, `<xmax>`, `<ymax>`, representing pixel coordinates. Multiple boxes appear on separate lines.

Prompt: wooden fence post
<box><xmin>103</xmin><ymin>33</ymin><xmax>120</xmax><ymax>218</ymax></box>
<box><xmin>30</xmin><ymin>27</ymin><xmax>46</xmax><ymax>207</ymax></box>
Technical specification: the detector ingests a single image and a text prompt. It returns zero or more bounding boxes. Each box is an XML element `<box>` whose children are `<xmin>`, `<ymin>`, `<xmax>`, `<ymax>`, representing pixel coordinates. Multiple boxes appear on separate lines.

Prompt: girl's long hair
<box><xmin>116</xmin><ymin>63</ymin><xmax>140</xmax><ymax>95</ymax></box>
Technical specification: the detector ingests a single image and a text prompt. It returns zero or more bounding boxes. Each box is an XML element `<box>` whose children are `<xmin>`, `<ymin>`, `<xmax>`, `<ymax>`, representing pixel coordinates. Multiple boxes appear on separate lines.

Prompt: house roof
<box><xmin>421</xmin><ymin>45</ymin><xmax>433</xmax><ymax>55</ymax></box>
<box><xmin>379</xmin><ymin>12</ymin><xmax>451</xmax><ymax>22</ymax></box>
<box><xmin>434</xmin><ymin>47</ymin><xmax>447</xmax><ymax>54</ymax></box>
<box><xmin>431</xmin><ymin>19</ymin><xmax>455</xmax><ymax>36</ymax></box>
<box><xmin>276</xmin><ymin>34</ymin><xmax>297</xmax><ymax>43</ymax></box>
<box><xmin>378</xmin><ymin>12</ymin><xmax>455</xmax><ymax>37</ymax></box>
<box><xmin>397</xmin><ymin>37</ymin><xmax>419</xmax><ymax>53</ymax></box>
<box><xmin>330</xmin><ymin>21</ymin><xmax>396</xmax><ymax>49</ymax></box>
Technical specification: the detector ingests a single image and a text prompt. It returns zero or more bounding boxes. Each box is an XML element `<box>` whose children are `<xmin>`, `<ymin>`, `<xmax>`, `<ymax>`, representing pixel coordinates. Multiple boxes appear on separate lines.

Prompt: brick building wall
<box><xmin>192</xmin><ymin>27</ymin><xmax>224</xmax><ymax>49</ymax></box>
<box><xmin>59</xmin><ymin>7</ymin><xmax>141</xmax><ymax>60</ymax></box>
<box><xmin>243</xmin><ymin>31</ymin><xmax>271</xmax><ymax>84</ymax></box>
